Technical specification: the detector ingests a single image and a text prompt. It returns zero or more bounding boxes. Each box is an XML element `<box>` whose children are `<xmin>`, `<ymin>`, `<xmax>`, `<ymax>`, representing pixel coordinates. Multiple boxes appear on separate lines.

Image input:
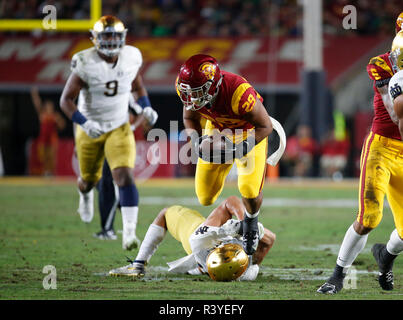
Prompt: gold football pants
<box><xmin>195</xmin><ymin>121</ymin><xmax>267</xmax><ymax>206</ymax></box>
<box><xmin>75</xmin><ymin>122</ymin><xmax>135</xmax><ymax>183</ymax></box>
<box><xmin>165</xmin><ymin>205</ymin><xmax>206</xmax><ymax>254</ymax></box>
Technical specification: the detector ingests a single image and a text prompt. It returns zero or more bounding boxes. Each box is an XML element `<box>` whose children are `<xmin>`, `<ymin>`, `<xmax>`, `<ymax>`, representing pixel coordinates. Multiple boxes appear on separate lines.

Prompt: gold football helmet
<box><xmin>206</xmin><ymin>243</ymin><xmax>249</xmax><ymax>281</ymax></box>
<box><xmin>90</xmin><ymin>15</ymin><xmax>127</xmax><ymax>58</ymax></box>
<box><xmin>390</xmin><ymin>30</ymin><xmax>403</xmax><ymax>73</ymax></box>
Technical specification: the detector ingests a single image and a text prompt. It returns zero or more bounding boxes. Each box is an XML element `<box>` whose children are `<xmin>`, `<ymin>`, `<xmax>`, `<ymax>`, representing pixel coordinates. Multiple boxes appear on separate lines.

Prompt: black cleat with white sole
<box><xmin>371</xmin><ymin>243</ymin><xmax>395</xmax><ymax>291</ymax></box>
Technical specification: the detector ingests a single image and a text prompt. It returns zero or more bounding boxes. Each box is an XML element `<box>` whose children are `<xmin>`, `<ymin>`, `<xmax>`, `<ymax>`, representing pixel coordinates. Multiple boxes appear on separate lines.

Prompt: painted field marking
<box><xmin>139</xmin><ymin>196</ymin><xmax>390</xmax><ymax>209</ymax></box>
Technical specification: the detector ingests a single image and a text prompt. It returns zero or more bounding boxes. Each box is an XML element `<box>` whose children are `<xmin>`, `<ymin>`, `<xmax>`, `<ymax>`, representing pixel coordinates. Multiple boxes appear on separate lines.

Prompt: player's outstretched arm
<box><xmin>253</xmin><ymin>228</ymin><xmax>276</xmax><ymax>265</ymax></box>
<box><xmin>203</xmin><ymin>196</ymin><xmax>245</xmax><ymax>227</ymax></box>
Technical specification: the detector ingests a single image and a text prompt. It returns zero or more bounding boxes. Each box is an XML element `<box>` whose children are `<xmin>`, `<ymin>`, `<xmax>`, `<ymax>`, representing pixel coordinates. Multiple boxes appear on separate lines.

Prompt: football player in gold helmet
<box><xmin>109</xmin><ymin>196</ymin><xmax>276</xmax><ymax>281</ymax></box>
<box><xmin>60</xmin><ymin>16</ymin><xmax>158</xmax><ymax>251</ymax></box>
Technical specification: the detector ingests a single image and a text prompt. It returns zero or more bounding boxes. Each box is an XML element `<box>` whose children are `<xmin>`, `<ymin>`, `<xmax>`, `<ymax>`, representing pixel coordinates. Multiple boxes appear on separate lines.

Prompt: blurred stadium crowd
<box><xmin>1</xmin><ymin>0</ymin><xmax>401</xmax><ymax>37</ymax></box>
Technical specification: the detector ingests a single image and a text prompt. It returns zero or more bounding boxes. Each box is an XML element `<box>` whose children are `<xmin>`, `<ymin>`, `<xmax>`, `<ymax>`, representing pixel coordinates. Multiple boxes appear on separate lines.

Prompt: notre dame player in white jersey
<box><xmin>60</xmin><ymin>16</ymin><xmax>158</xmax><ymax>251</ymax></box>
<box><xmin>108</xmin><ymin>196</ymin><xmax>276</xmax><ymax>281</ymax></box>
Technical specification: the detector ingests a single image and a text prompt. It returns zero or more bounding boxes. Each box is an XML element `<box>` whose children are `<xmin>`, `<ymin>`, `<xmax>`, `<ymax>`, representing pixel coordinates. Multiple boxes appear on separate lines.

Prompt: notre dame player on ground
<box><xmin>60</xmin><ymin>16</ymin><xmax>158</xmax><ymax>251</ymax></box>
<box><xmin>109</xmin><ymin>196</ymin><xmax>276</xmax><ymax>281</ymax></box>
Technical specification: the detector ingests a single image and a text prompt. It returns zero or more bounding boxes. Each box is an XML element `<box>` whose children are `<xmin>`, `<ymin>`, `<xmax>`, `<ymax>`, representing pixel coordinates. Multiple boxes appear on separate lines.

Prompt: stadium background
<box><xmin>0</xmin><ymin>0</ymin><xmax>401</xmax><ymax>180</ymax></box>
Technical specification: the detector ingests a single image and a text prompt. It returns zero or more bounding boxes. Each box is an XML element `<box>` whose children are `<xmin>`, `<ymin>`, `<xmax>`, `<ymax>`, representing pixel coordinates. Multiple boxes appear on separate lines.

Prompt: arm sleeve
<box><xmin>388</xmin><ymin>72</ymin><xmax>403</xmax><ymax>101</ymax></box>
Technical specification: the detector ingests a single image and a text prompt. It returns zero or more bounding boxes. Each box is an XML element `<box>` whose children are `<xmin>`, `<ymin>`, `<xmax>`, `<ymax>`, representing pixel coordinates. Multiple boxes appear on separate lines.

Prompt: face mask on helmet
<box><xmin>178</xmin><ymin>80</ymin><xmax>214</xmax><ymax>111</ymax></box>
<box><xmin>390</xmin><ymin>31</ymin><xmax>403</xmax><ymax>73</ymax></box>
<box><xmin>390</xmin><ymin>48</ymin><xmax>403</xmax><ymax>73</ymax></box>
<box><xmin>90</xmin><ymin>16</ymin><xmax>127</xmax><ymax>58</ymax></box>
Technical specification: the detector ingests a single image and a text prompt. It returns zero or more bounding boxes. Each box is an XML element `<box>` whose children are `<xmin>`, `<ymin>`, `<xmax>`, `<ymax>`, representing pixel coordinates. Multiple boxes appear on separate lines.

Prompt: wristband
<box><xmin>72</xmin><ymin>110</ymin><xmax>87</xmax><ymax>125</ymax></box>
<box><xmin>137</xmin><ymin>96</ymin><xmax>151</xmax><ymax>109</ymax></box>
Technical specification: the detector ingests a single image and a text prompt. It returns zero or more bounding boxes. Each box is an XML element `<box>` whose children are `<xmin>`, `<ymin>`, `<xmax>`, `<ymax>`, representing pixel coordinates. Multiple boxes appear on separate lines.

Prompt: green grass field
<box><xmin>0</xmin><ymin>177</ymin><xmax>402</xmax><ymax>301</ymax></box>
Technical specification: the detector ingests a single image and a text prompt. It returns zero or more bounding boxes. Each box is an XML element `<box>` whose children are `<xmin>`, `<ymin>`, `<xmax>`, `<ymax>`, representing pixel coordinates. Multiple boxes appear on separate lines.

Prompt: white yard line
<box><xmin>140</xmin><ymin>196</ymin><xmax>388</xmax><ymax>209</ymax></box>
<box><xmin>95</xmin><ymin>265</ymin><xmax>378</xmax><ymax>281</ymax></box>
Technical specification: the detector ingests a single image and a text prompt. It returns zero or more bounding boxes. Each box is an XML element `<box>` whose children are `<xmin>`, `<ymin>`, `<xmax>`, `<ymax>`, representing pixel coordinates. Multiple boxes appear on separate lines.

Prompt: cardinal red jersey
<box><xmin>178</xmin><ymin>70</ymin><xmax>263</xmax><ymax>131</ymax></box>
<box><xmin>366</xmin><ymin>52</ymin><xmax>401</xmax><ymax>140</ymax></box>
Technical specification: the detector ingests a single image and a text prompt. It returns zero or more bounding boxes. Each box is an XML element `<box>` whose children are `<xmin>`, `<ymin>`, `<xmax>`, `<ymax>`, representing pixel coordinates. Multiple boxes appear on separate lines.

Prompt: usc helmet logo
<box><xmin>199</xmin><ymin>62</ymin><xmax>216</xmax><ymax>80</ymax></box>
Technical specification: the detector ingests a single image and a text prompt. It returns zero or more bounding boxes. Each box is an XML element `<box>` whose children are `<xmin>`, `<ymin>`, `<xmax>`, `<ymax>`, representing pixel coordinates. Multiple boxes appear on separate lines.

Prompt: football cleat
<box><xmin>317</xmin><ymin>277</ymin><xmax>344</xmax><ymax>294</ymax></box>
<box><xmin>93</xmin><ymin>229</ymin><xmax>117</xmax><ymax>240</ymax></box>
<box><xmin>371</xmin><ymin>243</ymin><xmax>394</xmax><ymax>290</ymax></box>
<box><xmin>122</xmin><ymin>228</ymin><xmax>141</xmax><ymax>250</ymax></box>
<box><xmin>77</xmin><ymin>189</ymin><xmax>94</xmax><ymax>223</ymax></box>
<box><xmin>109</xmin><ymin>260</ymin><xmax>145</xmax><ymax>277</ymax></box>
<box><xmin>241</xmin><ymin>216</ymin><xmax>259</xmax><ymax>255</ymax></box>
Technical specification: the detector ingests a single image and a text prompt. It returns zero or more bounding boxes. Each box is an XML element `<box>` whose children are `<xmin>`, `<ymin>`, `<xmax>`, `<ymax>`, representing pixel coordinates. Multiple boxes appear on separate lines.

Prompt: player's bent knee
<box><xmin>197</xmin><ymin>196</ymin><xmax>216</xmax><ymax>206</ymax></box>
<box><xmin>195</xmin><ymin>189</ymin><xmax>218</xmax><ymax>206</ymax></box>
<box><xmin>111</xmin><ymin>167</ymin><xmax>134</xmax><ymax>187</ymax></box>
<box><xmin>152</xmin><ymin>208</ymin><xmax>168</xmax><ymax>228</ymax></box>
<box><xmin>80</xmin><ymin>174</ymin><xmax>101</xmax><ymax>188</ymax></box>
<box><xmin>356</xmin><ymin>211</ymin><xmax>382</xmax><ymax>233</ymax></box>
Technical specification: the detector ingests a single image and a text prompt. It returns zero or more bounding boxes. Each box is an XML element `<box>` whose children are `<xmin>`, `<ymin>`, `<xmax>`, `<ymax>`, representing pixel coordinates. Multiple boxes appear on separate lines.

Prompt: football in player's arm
<box><xmin>109</xmin><ymin>196</ymin><xmax>276</xmax><ymax>281</ymax></box>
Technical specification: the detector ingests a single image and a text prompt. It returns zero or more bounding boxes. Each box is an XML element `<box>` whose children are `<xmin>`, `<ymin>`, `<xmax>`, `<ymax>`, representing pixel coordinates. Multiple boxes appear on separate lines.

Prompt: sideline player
<box><xmin>60</xmin><ymin>16</ymin><xmax>158</xmax><ymax>250</ymax></box>
<box><xmin>109</xmin><ymin>196</ymin><xmax>276</xmax><ymax>281</ymax></box>
<box><xmin>317</xmin><ymin>17</ymin><xmax>403</xmax><ymax>294</ymax></box>
<box><xmin>176</xmin><ymin>54</ymin><xmax>274</xmax><ymax>256</ymax></box>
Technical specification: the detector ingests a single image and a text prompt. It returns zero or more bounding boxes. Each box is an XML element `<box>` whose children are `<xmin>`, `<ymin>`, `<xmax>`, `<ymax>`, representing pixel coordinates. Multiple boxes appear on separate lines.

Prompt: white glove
<box><xmin>219</xmin><ymin>219</ymin><xmax>242</xmax><ymax>238</ymax></box>
<box><xmin>238</xmin><ymin>264</ymin><xmax>259</xmax><ymax>281</ymax></box>
<box><xmin>81</xmin><ymin>120</ymin><xmax>104</xmax><ymax>138</ymax></box>
<box><xmin>143</xmin><ymin>106</ymin><xmax>158</xmax><ymax>126</ymax></box>
<box><xmin>257</xmin><ymin>222</ymin><xmax>265</xmax><ymax>240</ymax></box>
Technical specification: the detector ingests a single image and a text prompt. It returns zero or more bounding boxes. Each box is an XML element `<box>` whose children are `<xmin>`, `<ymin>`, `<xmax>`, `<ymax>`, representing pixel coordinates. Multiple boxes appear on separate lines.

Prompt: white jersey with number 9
<box><xmin>71</xmin><ymin>45</ymin><xmax>142</xmax><ymax>133</ymax></box>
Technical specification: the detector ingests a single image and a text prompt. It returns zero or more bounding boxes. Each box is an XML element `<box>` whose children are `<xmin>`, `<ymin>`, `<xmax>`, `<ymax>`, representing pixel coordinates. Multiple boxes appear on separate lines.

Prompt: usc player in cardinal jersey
<box><xmin>176</xmin><ymin>54</ymin><xmax>273</xmax><ymax>256</ymax></box>
<box><xmin>318</xmin><ymin>12</ymin><xmax>403</xmax><ymax>294</ymax></box>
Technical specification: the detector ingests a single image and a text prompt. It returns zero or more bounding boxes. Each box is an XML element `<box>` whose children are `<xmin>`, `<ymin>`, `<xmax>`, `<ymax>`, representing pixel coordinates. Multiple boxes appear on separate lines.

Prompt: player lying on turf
<box><xmin>109</xmin><ymin>196</ymin><xmax>276</xmax><ymax>281</ymax></box>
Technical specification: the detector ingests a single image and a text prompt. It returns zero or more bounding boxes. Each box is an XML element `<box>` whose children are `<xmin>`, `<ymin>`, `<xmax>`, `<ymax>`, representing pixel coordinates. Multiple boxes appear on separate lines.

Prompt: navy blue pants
<box><xmin>96</xmin><ymin>160</ymin><xmax>119</xmax><ymax>232</ymax></box>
